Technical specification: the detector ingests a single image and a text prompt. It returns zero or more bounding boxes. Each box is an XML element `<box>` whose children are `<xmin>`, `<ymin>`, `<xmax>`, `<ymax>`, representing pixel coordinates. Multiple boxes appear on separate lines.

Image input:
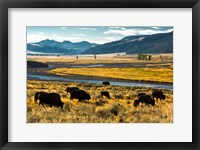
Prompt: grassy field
<box><xmin>51</xmin><ymin>67</ymin><xmax>173</xmax><ymax>83</ymax></box>
<box><xmin>27</xmin><ymin>53</ymin><xmax>173</xmax><ymax>64</ymax></box>
<box><xmin>27</xmin><ymin>54</ymin><xmax>173</xmax><ymax>123</ymax></box>
<box><xmin>27</xmin><ymin>80</ymin><xmax>173</xmax><ymax>123</ymax></box>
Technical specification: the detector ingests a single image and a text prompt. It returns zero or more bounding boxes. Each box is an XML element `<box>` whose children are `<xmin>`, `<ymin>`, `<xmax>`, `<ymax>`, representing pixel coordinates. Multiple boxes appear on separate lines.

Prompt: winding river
<box><xmin>27</xmin><ymin>74</ymin><xmax>173</xmax><ymax>90</ymax></box>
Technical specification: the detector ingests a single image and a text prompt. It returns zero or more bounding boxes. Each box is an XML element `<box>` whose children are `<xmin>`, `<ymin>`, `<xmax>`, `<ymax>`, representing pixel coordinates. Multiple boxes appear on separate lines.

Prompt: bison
<box><xmin>134</xmin><ymin>95</ymin><xmax>155</xmax><ymax>107</ymax></box>
<box><xmin>34</xmin><ymin>92</ymin><xmax>64</xmax><ymax>108</ymax></box>
<box><xmin>139</xmin><ymin>95</ymin><xmax>155</xmax><ymax>106</ymax></box>
<box><xmin>152</xmin><ymin>91</ymin><xmax>165</xmax><ymax>100</ymax></box>
<box><xmin>70</xmin><ymin>90</ymin><xmax>90</xmax><ymax>102</ymax></box>
<box><xmin>66</xmin><ymin>87</ymin><xmax>79</xmax><ymax>94</ymax></box>
<box><xmin>101</xmin><ymin>91</ymin><xmax>110</xmax><ymax>99</ymax></box>
<box><xmin>102</xmin><ymin>81</ymin><xmax>110</xmax><ymax>85</ymax></box>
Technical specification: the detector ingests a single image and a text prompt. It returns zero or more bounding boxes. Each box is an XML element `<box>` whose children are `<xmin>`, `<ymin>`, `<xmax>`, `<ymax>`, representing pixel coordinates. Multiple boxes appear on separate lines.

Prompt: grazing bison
<box><xmin>66</xmin><ymin>87</ymin><xmax>79</xmax><ymax>94</ymax></box>
<box><xmin>101</xmin><ymin>91</ymin><xmax>110</xmax><ymax>99</ymax></box>
<box><xmin>134</xmin><ymin>95</ymin><xmax>155</xmax><ymax>107</ymax></box>
<box><xmin>35</xmin><ymin>92</ymin><xmax>64</xmax><ymax>108</ymax></box>
<box><xmin>70</xmin><ymin>90</ymin><xmax>90</xmax><ymax>102</ymax></box>
<box><xmin>139</xmin><ymin>95</ymin><xmax>155</xmax><ymax>106</ymax></box>
<box><xmin>102</xmin><ymin>81</ymin><xmax>110</xmax><ymax>85</ymax></box>
<box><xmin>152</xmin><ymin>91</ymin><xmax>165</xmax><ymax>100</ymax></box>
<box><xmin>138</xmin><ymin>92</ymin><xmax>146</xmax><ymax>97</ymax></box>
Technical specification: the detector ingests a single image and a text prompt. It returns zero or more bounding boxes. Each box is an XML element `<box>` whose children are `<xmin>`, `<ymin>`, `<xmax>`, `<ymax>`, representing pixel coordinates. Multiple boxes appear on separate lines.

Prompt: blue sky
<box><xmin>27</xmin><ymin>26</ymin><xmax>173</xmax><ymax>44</ymax></box>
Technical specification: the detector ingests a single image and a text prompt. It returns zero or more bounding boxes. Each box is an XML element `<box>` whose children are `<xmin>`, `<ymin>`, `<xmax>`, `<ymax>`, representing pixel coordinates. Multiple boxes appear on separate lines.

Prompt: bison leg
<box><xmin>39</xmin><ymin>102</ymin><xmax>45</xmax><ymax>108</ymax></box>
<box><xmin>78</xmin><ymin>99</ymin><xmax>83</xmax><ymax>102</ymax></box>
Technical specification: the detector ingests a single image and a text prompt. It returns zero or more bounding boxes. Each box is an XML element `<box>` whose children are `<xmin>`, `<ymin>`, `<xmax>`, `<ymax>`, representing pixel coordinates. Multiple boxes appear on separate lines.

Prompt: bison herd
<box><xmin>134</xmin><ymin>91</ymin><xmax>166</xmax><ymax>107</ymax></box>
<box><xmin>34</xmin><ymin>81</ymin><xmax>166</xmax><ymax>109</ymax></box>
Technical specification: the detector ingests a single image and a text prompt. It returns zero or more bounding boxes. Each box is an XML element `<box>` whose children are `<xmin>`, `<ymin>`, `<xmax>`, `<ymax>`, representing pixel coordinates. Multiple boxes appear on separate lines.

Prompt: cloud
<box><xmin>72</xmin><ymin>34</ymin><xmax>85</xmax><ymax>37</ymax></box>
<box><xmin>76</xmin><ymin>27</ymin><xmax>96</xmax><ymax>31</ymax></box>
<box><xmin>104</xmin><ymin>28</ymin><xmax>173</xmax><ymax>36</ymax></box>
<box><xmin>27</xmin><ymin>33</ymin><xmax>82</xmax><ymax>43</ymax></box>
<box><xmin>61</xmin><ymin>27</ymin><xmax>67</xmax><ymax>30</ymax></box>
<box><xmin>38</xmin><ymin>32</ymin><xmax>45</xmax><ymax>35</ymax></box>
<box><xmin>150</xmin><ymin>27</ymin><xmax>160</xmax><ymax>29</ymax></box>
<box><xmin>104</xmin><ymin>36</ymin><xmax>119</xmax><ymax>41</ymax></box>
<box><xmin>109</xmin><ymin>27</ymin><xmax>126</xmax><ymax>30</ymax></box>
<box><xmin>27</xmin><ymin>33</ymin><xmax>118</xmax><ymax>44</ymax></box>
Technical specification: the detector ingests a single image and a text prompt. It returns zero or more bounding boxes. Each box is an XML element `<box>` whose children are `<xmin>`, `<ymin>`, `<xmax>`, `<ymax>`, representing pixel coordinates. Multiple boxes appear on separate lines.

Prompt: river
<box><xmin>27</xmin><ymin>74</ymin><xmax>173</xmax><ymax>90</ymax></box>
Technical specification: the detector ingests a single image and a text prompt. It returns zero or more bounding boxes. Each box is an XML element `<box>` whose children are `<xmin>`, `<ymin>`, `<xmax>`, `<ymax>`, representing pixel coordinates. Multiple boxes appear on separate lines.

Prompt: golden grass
<box><xmin>27</xmin><ymin>53</ymin><xmax>173</xmax><ymax>64</ymax></box>
<box><xmin>51</xmin><ymin>67</ymin><xmax>173</xmax><ymax>83</ymax></box>
<box><xmin>27</xmin><ymin>80</ymin><xmax>173</xmax><ymax>123</ymax></box>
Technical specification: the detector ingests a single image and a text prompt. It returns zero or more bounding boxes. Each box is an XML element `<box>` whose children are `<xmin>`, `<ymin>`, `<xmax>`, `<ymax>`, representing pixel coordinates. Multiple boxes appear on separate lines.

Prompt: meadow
<box><xmin>51</xmin><ymin>67</ymin><xmax>173</xmax><ymax>83</ymax></box>
<box><xmin>27</xmin><ymin>80</ymin><xmax>173</xmax><ymax>123</ymax></box>
<box><xmin>27</xmin><ymin>54</ymin><xmax>173</xmax><ymax>123</ymax></box>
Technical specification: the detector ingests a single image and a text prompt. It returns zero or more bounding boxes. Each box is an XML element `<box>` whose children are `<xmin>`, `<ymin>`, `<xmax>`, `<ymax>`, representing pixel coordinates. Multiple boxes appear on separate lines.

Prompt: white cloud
<box><xmin>27</xmin><ymin>33</ymin><xmax>82</xmax><ymax>43</ymax></box>
<box><xmin>104</xmin><ymin>36</ymin><xmax>119</xmax><ymax>41</ymax></box>
<box><xmin>27</xmin><ymin>33</ymin><xmax>118</xmax><ymax>44</ymax></box>
<box><xmin>65</xmin><ymin>37</ymin><xmax>82</xmax><ymax>41</ymax></box>
<box><xmin>104</xmin><ymin>28</ymin><xmax>173</xmax><ymax>36</ymax></box>
<box><xmin>76</xmin><ymin>27</ymin><xmax>96</xmax><ymax>30</ymax></box>
<box><xmin>72</xmin><ymin>34</ymin><xmax>85</xmax><ymax>37</ymax></box>
<box><xmin>109</xmin><ymin>27</ymin><xmax>126</xmax><ymax>30</ymax></box>
<box><xmin>61</xmin><ymin>27</ymin><xmax>67</xmax><ymax>30</ymax></box>
<box><xmin>38</xmin><ymin>32</ymin><xmax>45</xmax><ymax>35</ymax></box>
<box><xmin>150</xmin><ymin>27</ymin><xmax>160</xmax><ymax>29</ymax></box>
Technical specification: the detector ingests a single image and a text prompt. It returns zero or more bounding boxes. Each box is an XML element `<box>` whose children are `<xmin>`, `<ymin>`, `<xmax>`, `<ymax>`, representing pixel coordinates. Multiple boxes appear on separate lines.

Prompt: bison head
<box><xmin>162</xmin><ymin>95</ymin><xmax>166</xmax><ymax>100</ymax></box>
<box><xmin>134</xmin><ymin>100</ymin><xmax>140</xmax><ymax>107</ymax></box>
<box><xmin>85</xmin><ymin>93</ymin><xmax>91</xmax><ymax>100</ymax></box>
<box><xmin>34</xmin><ymin>92</ymin><xmax>40</xmax><ymax>102</ymax></box>
<box><xmin>150</xmin><ymin>99</ymin><xmax>155</xmax><ymax>106</ymax></box>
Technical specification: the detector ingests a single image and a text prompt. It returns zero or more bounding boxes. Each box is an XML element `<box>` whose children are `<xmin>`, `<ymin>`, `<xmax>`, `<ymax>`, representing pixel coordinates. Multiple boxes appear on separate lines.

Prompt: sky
<box><xmin>27</xmin><ymin>26</ymin><xmax>173</xmax><ymax>44</ymax></box>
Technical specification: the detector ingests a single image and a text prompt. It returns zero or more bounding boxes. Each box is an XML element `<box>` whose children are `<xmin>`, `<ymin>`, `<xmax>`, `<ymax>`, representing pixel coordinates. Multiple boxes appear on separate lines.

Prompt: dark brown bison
<box><xmin>102</xmin><ymin>81</ymin><xmax>110</xmax><ymax>85</ymax></box>
<box><xmin>70</xmin><ymin>90</ymin><xmax>90</xmax><ymax>102</ymax></box>
<box><xmin>138</xmin><ymin>92</ymin><xmax>146</xmax><ymax>97</ymax></box>
<box><xmin>66</xmin><ymin>87</ymin><xmax>79</xmax><ymax>93</ymax></box>
<box><xmin>139</xmin><ymin>95</ymin><xmax>155</xmax><ymax>106</ymax></box>
<box><xmin>34</xmin><ymin>92</ymin><xmax>64</xmax><ymax>108</ymax></box>
<box><xmin>134</xmin><ymin>95</ymin><xmax>155</xmax><ymax>107</ymax></box>
<box><xmin>101</xmin><ymin>91</ymin><xmax>110</xmax><ymax>99</ymax></box>
<box><xmin>152</xmin><ymin>91</ymin><xmax>165</xmax><ymax>100</ymax></box>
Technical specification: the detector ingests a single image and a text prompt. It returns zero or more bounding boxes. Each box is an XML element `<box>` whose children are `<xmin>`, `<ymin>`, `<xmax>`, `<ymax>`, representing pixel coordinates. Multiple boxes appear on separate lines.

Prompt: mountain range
<box><xmin>27</xmin><ymin>32</ymin><xmax>173</xmax><ymax>55</ymax></box>
<box><xmin>27</xmin><ymin>40</ymin><xmax>98</xmax><ymax>55</ymax></box>
<box><xmin>82</xmin><ymin>32</ymin><xmax>173</xmax><ymax>54</ymax></box>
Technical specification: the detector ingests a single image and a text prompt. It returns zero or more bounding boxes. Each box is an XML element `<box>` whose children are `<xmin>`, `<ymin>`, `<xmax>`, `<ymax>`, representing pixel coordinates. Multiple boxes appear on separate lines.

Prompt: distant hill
<box><xmin>82</xmin><ymin>32</ymin><xmax>173</xmax><ymax>54</ymax></box>
<box><xmin>27</xmin><ymin>39</ymin><xmax>98</xmax><ymax>55</ymax></box>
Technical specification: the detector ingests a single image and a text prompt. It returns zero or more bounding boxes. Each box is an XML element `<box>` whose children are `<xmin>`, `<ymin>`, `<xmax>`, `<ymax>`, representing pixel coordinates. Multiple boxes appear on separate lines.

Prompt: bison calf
<box><xmin>101</xmin><ymin>91</ymin><xmax>110</xmax><ymax>99</ymax></box>
<box><xmin>152</xmin><ymin>91</ymin><xmax>165</xmax><ymax>100</ymax></box>
<box><xmin>102</xmin><ymin>81</ymin><xmax>110</xmax><ymax>85</ymax></box>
